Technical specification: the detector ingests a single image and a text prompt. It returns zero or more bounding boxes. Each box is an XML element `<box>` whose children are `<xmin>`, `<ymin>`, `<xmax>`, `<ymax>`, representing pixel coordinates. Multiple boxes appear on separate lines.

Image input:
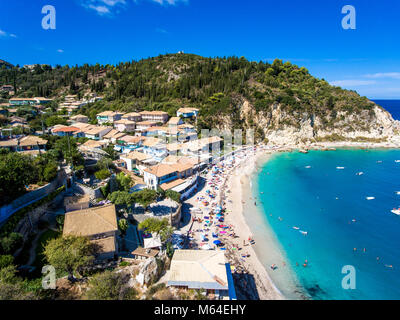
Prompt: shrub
<box><xmin>0</xmin><ymin>233</ymin><xmax>23</xmax><ymax>255</ymax></box>
<box><xmin>147</xmin><ymin>283</ymin><xmax>166</xmax><ymax>297</ymax></box>
<box><xmin>119</xmin><ymin>261</ymin><xmax>131</xmax><ymax>267</ymax></box>
<box><xmin>0</xmin><ymin>255</ymin><xmax>14</xmax><ymax>269</ymax></box>
<box><xmin>118</xmin><ymin>219</ymin><xmax>129</xmax><ymax>235</ymax></box>
<box><xmin>56</xmin><ymin>215</ymin><xmax>65</xmax><ymax>231</ymax></box>
<box><xmin>165</xmin><ymin>190</ymin><xmax>181</xmax><ymax>203</ymax></box>
<box><xmin>95</xmin><ymin>169</ymin><xmax>111</xmax><ymax>180</ymax></box>
<box><xmin>86</xmin><ymin>270</ymin><xmax>136</xmax><ymax>300</ymax></box>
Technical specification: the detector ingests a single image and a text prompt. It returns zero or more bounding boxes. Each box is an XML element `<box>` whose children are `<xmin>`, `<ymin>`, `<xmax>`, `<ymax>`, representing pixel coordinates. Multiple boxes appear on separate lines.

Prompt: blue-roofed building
<box><xmin>177</xmin><ymin>107</ymin><xmax>199</xmax><ymax>118</ymax></box>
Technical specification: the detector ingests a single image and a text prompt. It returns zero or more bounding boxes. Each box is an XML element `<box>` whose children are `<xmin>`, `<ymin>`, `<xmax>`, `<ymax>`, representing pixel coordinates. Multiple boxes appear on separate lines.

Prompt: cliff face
<box><xmin>235</xmin><ymin>98</ymin><xmax>399</xmax><ymax>145</ymax></box>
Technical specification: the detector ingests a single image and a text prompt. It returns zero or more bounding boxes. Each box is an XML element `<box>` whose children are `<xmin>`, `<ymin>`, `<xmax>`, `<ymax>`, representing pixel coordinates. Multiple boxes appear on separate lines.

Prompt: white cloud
<box><xmin>88</xmin><ymin>4</ymin><xmax>111</xmax><ymax>15</ymax></box>
<box><xmin>101</xmin><ymin>0</ymin><xmax>126</xmax><ymax>5</ymax></box>
<box><xmin>330</xmin><ymin>80</ymin><xmax>377</xmax><ymax>87</ymax></box>
<box><xmin>151</xmin><ymin>0</ymin><xmax>187</xmax><ymax>5</ymax></box>
<box><xmin>80</xmin><ymin>0</ymin><xmax>187</xmax><ymax>15</ymax></box>
<box><xmin>364</xmin><ymin>72</ymin><xmax>400</xmax><ymax>80</ymax></box>
<box><xmin>80</xmin><ymin>0</ymin><xmax>126</xmax><ymax>15</ymax></box>
<box><xmin>0</xmin><ymin>29</ymin><xmax>17</xmax><ymax>38</ymax></box>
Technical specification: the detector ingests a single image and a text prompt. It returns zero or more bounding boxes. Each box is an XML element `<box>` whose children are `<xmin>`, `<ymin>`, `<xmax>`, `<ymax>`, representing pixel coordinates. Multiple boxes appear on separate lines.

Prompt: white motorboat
<box><xmin>391</xmin><ymin>208</ymin><xmax>400</xmax><ymax>216</ymax></box>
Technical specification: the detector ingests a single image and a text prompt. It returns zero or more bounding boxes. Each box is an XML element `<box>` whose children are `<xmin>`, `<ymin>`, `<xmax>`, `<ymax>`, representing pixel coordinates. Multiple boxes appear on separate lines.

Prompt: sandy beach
<box><xmin>222</xmin><ymin>149</ymin><xmax>285</xmax><ymax>300</ymax></box>
<box><xmin>182</xmin><ymin>146</ymin><xmax>286</xmax><ymax>300</ymax></box>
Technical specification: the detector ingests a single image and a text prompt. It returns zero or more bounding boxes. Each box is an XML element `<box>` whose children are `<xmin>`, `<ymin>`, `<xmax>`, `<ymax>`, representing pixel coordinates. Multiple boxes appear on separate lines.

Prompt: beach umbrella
<box><xmin>213</xmin><ymin>240</ymin><xmax>221</xmax><ymax>245</ymax></box>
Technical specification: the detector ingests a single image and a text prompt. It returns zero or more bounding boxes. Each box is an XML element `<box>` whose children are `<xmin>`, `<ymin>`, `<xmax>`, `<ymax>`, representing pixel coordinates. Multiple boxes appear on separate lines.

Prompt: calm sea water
<box><xmin>256</xmin><ymin>149</ymin><xmax>400</xmax><ymax>300</ymax></box>
<box><xmin>373</xmin><ymin>99</ymin><xmax>400</xmax><ymax>120</ymax></box>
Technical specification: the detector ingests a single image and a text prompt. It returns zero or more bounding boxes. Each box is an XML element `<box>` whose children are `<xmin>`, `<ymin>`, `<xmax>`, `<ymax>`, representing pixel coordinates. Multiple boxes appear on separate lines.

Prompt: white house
<box><xmin>168</xmin><ymin>117</ymin><xmax>184</xmax><ymax>127</ymax></box>
<box><xmin>143</xmin><ymin>162</ymin><xmax>194</xmax><ymax>190</ymax></box>
<box><xmin>114</xmin><ymin>119</ymin><xmax>136</xmax><ymax>132</ymax></box>
<box><xmin>97</xmin><ymin>111</ymin><xmax>124</xmax><ymax>124</ymax></box>
<box><xmin>139</xmin><ymin>111</ymin><xmax>169</xmax><ymax>123</ymax></box>
<box><xmin>120</xmin><ymin>151</ymin><xmax>152</xmax><ymax>172</ymax></box>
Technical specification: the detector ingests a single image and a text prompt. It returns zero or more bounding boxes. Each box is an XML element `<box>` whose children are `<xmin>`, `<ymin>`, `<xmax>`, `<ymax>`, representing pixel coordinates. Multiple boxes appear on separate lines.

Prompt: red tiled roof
<box><xmin>53</xmin><ymin>126</ymin><xmax>81</xmax><ymax>133</ymax></box>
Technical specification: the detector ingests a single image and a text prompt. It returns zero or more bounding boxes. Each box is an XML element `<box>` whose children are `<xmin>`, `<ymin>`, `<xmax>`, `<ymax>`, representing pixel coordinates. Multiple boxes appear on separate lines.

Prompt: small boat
<box><xmin>336</xmin><ymin>167</ymin><xmax>345</xmax><ymax>170</ymax></box>
<box><xmin>391</xmin><ymin>208</ymin><xmax>400</xmax><ymax>216</ymax></box>
<box><xmin>377</xmin><ymin>161</ymin><xmax>383</xmax><ymax>164</ymax></box>
<box><xmin>293</xmin><ymin>226</ymin><xmax>300</xmax><ymax>230</ymax></box>
<box><xmin>300</xmin><ymin>231</ymin><xmax>308</xmax><ymax>235</ymax></box>
<box><xmin>356</xmin><ymin>172</ymin><xmax>364</xmax><ymax>176</ymax></box>
<box><xmin>305</xmin><ymin>166</ymin><xmax>311</xmax><ymax>169</ymax></box>
<box><xmin>366</xmin><ymin>197</ymin><xmax>375</xmax><ymax>200</ymax></box>
<box><xmin>395</xmin><ymin>160</ymin><xmax>400</xmax><ymax>163</ymax></box>
<box><xmin>396</xmin><ymin>191</ymin><xmax>400</xmax><ymax>195</ymax></box>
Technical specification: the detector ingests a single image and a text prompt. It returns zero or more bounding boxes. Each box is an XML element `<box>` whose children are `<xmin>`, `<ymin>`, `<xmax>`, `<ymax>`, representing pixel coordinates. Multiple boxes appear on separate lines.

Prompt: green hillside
<box><xmin>0</xmin><ymin>53</ymin><xmax>392</xmax><ymax>142</ymax></box>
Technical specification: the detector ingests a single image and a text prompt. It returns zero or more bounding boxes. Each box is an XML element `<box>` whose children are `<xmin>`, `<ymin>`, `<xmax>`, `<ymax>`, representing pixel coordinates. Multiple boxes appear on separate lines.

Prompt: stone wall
<box><xmin>0</xmin><ymin>170</ymin><xmax>67</xmax><ymax>225</ymax></box>
<box><xmin>132</xmin><ymin>203</ymin><xmax>182</xmax><ymax>228</ymax></box>
<box><xmin>14</xmin><ymin>192</ymin><xmax>65</xmax><ymax>240</ymax></box>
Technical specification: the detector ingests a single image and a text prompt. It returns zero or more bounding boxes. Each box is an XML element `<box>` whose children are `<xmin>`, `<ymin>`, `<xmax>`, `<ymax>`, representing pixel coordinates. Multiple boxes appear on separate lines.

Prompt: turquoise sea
<box><xmin>256</xmin><ymin>149</ymin><xmax>400</xmax><ymax>300</ymax></box>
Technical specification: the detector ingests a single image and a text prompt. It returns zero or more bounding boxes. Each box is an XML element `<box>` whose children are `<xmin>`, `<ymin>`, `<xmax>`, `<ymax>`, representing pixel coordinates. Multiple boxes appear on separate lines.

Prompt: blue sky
<box><xmin>1</xmin><ymin>0</ymin><xmax>400</xmax><ymax>99</ymax></box>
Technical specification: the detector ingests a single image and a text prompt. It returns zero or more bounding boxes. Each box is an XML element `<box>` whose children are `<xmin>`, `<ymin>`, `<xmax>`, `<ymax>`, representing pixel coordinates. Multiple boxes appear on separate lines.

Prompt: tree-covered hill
<box><xmin>0</xmin><ymin>59</ymin><xmax>13</xmax><ymax>70</ymax></box>
<box><xmin>0</xmin><ymin>53</ymin><xmax>397</xmax><ymax>143</ymax></box>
